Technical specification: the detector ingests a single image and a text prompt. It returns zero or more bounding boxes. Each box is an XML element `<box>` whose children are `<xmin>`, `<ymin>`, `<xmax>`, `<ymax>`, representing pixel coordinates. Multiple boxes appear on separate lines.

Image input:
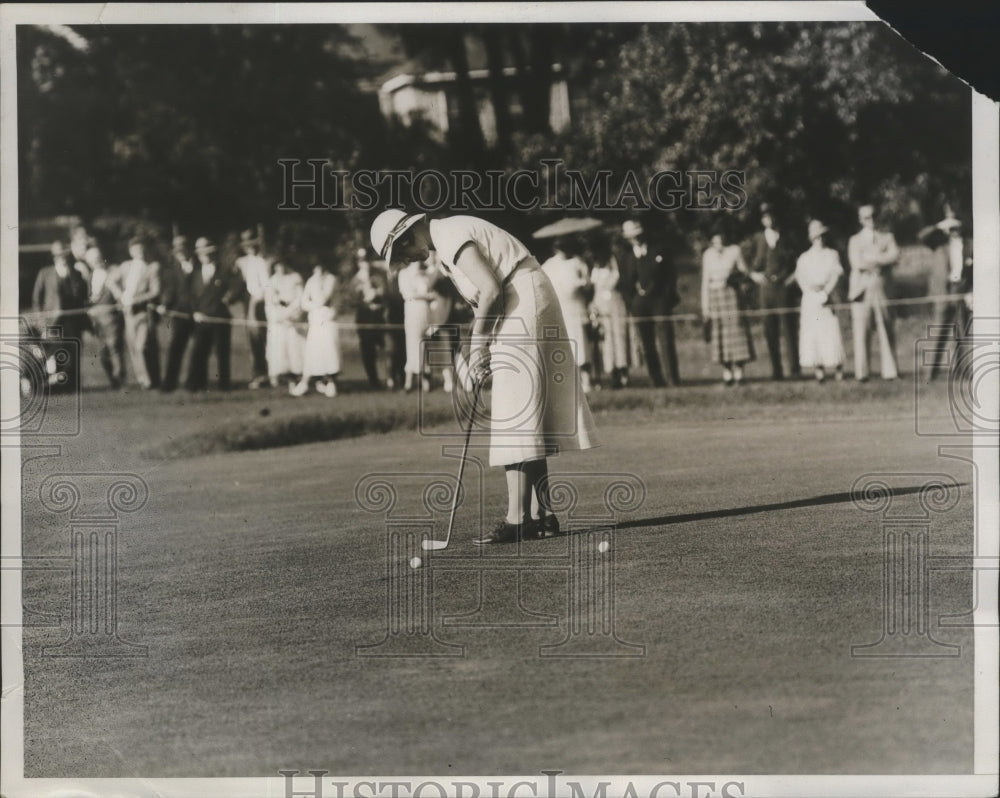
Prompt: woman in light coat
<box><xmin>264</xmin><ymin>259</ymin><xmax>305</xmax><ymax>387</ymax></box>
<box><xmin>290</xmin><ymin>262</ymin><xmax>340</xmax><ymax>397</ymax></box>
<box><xmin>791</xmin><ymin>220</ymin><xmax>845</xmax><ymax>382</ymax></box>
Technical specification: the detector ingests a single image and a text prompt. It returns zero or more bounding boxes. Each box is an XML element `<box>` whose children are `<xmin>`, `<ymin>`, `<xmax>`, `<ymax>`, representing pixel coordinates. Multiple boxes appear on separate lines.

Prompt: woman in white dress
<box><xmin>701</xmin><ymin>230</ymin><xmax>758</xmax><ymax>385</ymax></box>
<box><xmin>264</xmin><ymin>259</ymin><xmax>305</xmax><ymax>387</ymax></box>
<box><xmin>540</xmin><ymin>238</ymin><xmax>593</xmax><ymax>393</ymax></box>
<box><xmin>290</xmin><ymin>263</ymin><xmax>341</xmax><ymax>397</ymax></box>
<box><xmin>371</xmin><ymin>210</ymin><xmax>598</xmax><ymax>545</ymax></box>
<box><xmin>588</xmin><ymin>238</ymin><xmax>630</xmax><ymax>389</ymax></box>
<box><xmin>791</xmin><ymin>220</ymin><xmax>845</xmax><ymax>382</ymax></box>
<box><xmin>397</xmin><ymin>256</ymin><xmax>451</xmax><ymax>392</ymax></box>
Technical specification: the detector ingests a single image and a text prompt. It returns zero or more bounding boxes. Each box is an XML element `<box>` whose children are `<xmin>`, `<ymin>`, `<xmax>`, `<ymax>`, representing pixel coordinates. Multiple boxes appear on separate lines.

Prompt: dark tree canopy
<box><xmin>18</xmin><ymin>21</ymin><xmax>971</xmax><ymax>264</ymax></box>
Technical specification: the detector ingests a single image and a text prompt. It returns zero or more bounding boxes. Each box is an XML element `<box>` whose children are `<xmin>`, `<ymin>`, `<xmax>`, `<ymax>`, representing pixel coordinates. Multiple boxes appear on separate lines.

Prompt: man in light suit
<box><xmin>236</xmin><ymin>228</ymin><xmax>270</xmax><ymax>389</ymax></box>
<box><xmin>119</xmin><ymin>237</ymin><xmax>162</xmax><ymax>389</ymax></box>
<box><xmin>847</xmin><ymin>204</ymin><xmax>899</xmax><ymax>381</ymax></box>
<box><xmin>925</xmin><ymin>216</ymin><xmax>973</xmax><ymax>380</ymax></box>
<box><xmin>84</xmin><ymin>245</ymin><xmax>126</xmax><ymax>389</ymax></box>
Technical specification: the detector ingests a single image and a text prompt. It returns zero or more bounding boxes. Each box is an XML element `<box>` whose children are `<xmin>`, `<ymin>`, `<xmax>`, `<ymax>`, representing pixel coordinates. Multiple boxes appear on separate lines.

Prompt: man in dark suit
<box><xmin>748</xmin><ymin>203</ymin><xmax>800</xmax><ymax>380</ymax></box>
<box><xmin>925</xmin><ymin>216</ymin><xmax>973</xmax><ymax>380</ymax></box>
<box><xmin>351</xmin><ymin>248</ymin><xmax>392</xmax><ymax>389</ymax></box>
<box><xmin>185</xmin><ymin>237</ymin><xmax>241</xmax><ymax>392</ymax></box>
<box><xmin>32</xmin><ymin>241</ymin><xmax>89</xmax><ymax>390</ymax></box>
<box><xmin>384</xmin><ymin>259</ymin><xmax>407</xmax><ymax>390</ymax></box>
<box><xmin>617</xmin><ymin>219</ymin><xmax>681</xmax><ymax>387</ymax></box>
<box><xmin>158</xmin><ymin>235</ymin><xmax>198</xmax><ymax>392</ymax></box>
<box><xmin>32</xmin><ymin>241</ymin><xmax>90</xmax><ymax>333</ymax></box>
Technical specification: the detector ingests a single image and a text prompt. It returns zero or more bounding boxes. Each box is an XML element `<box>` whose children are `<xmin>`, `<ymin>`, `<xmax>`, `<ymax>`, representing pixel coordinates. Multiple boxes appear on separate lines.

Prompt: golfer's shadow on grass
<box><xmin>609</xmin><ymin>482</ymin><xmax>969</xmax><ymax>531</ymax></box>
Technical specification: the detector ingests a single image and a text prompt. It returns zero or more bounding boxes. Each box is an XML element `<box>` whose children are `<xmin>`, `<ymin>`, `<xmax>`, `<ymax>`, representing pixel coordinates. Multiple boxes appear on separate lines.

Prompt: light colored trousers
<box><xmin>850</xmin><ymin>276</ymin><xmax>898</xmax><ymax>379</ymax></box>
<box><xmin>593</xmin><ymin>293</ymin><xmax>629</xmax><ymax>370</ymax></box>
<box><xmin>124</xmin><ymin>309</ymin><xmax>157</xmax><ymax>387</ymax></box>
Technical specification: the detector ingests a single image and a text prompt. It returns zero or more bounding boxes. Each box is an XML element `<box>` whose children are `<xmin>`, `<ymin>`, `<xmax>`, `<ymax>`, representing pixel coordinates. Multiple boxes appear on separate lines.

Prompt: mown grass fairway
<box><xmin>18</xmin><ymin>318</ymin><xmax>975</xmax><ymax>776</ymax></box>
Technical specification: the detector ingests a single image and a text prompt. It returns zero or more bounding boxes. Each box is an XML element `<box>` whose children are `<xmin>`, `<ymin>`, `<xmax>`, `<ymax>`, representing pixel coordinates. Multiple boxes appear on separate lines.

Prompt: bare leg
<box><xmin>505</xmin><ymin>465</ymin><xmax>529</xmax><ymax>525</ymax></box>
<box><xmin>505</xmin><ymin>458</ymin><xmax>553</xmax><ymax>526</ymax></box>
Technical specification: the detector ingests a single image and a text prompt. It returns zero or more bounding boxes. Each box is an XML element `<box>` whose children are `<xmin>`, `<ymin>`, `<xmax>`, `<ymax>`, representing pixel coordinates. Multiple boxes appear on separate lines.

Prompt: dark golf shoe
<box><xmin>473</xmin><ymin>521</ymin><xmax>522</xmax><ymax>545</ymax></box>
<box><xmin>535</xmin><ymin>514</ymin><xmax>562</xmax><ymax>538</ymax></box>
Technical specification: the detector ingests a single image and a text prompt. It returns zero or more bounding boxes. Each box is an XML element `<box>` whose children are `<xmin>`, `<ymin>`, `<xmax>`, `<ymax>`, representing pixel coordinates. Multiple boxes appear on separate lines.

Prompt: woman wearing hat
<box><xmin>290</xmin><ymin>262</ymin><xmax>341</xmax><ymax>397</ymax></box>
<box><xmin>700</xmin><ymin>226</ymin><xmax>756</xmax><ymax>385</ymax></box>
<box><xmin>264</xmin><ymin>258</ymin><xmax>306</xmax><ymax>388</ymax></box>
<box><xmin>791</xmin><ymin>220</ymin><xmax>845</xmax><ymax>382</ymax></box>
<box><xmin>370</xmin><ymin>210</ymin><xmax>598</xmax><ymax>544</ymax></box>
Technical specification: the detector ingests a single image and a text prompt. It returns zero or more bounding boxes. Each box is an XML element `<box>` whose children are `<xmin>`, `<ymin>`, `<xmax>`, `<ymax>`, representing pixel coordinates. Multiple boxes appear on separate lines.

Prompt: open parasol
<box><xmin>531</xmin><ymin>217</ymin><xmax>604</xmax><ymax>239</ymax></box>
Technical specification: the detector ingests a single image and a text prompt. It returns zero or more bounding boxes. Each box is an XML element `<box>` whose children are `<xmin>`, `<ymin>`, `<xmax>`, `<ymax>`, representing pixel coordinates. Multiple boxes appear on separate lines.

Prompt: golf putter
<box><xmin>422</xmin><ymin>373</ymin><xmax>483</xmax><ymax>552</ymax></box>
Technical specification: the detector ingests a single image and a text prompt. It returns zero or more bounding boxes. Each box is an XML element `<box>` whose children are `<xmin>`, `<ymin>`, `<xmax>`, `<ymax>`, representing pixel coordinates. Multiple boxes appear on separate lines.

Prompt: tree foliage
<box><xmin>17</xmin><ymin>21</ymin><xmax>971</xmax><ymax>264</ymax></box>
<box><xmin>516</xmin><ymin>22</ymin><xmax>970</xmax><ymax>245</ymax></box>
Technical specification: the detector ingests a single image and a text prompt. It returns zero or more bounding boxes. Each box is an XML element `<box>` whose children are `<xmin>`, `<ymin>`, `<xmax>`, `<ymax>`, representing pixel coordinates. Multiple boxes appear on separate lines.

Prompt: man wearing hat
<box><xmin>748</xmin><ymin>203</ymin><xmax>800</xmax><ymax>380</ymax></box>
<box><xmin>32</xmin><ymin>240</ymin><xmax>90</xmax><ymax>390</ymax></box>
<box><xmin>351</xmin><ymin>247</ymin><xmax>392</xmax><ymax>389</ymax></box>
<box><xmin>847</xmin><ymin>204</ymin><xmax>899</xmax><ymax>381</ymax></box>
<box><xmin>84</xmin><ymin>244</ymin><xmax>127</xmax><ymax>389</ymax></box>
<box><xmin>185</xmin><ymin>237</ymin><xmax>241</xmax><ymax>392</ymax></box>
<box><xmin>925</xmin><ymin>215</ymin><xmax>973</xmax><ymax>380</ymax></box>
<box><xmin>618</xmin><ymin>219</ymin><xmax>681</xmax><ymax>387</ymax></box>
<box><xmin>236</xmin><ymin>228</ymin><xmax>271</xmax><ymax>389</ymax></box>
<box><xmin>119</xmin><ymin>236</ymin><xmax>162</xmax><ymax>389</ymax></box>
<box><xmin>158</xmin><ymin>235</ymin><xmax>198</xmax><ymax>392</ymax></box>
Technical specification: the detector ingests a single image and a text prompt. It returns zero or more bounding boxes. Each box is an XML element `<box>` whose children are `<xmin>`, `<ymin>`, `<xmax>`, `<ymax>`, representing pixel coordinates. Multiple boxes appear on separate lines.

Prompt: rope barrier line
<box><xmin>18</xmin><ymin>292</ymin><xmax>968</xmax><ymax>332</ymax></box>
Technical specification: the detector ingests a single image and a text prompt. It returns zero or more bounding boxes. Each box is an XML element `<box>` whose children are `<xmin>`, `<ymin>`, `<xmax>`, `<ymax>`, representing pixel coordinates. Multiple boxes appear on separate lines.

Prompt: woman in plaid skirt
<box><xmin>701</xmin><ymin>230</ymin><xmax>757</xmax><ymax>385</ymax></box>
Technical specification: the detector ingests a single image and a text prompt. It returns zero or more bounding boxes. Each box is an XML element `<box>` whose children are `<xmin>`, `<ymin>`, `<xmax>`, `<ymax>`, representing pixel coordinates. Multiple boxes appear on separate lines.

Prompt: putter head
<box><xmin>421</xmin><ymin>539</ymin><xmax>449</xmax><ymax>551</ymax></box>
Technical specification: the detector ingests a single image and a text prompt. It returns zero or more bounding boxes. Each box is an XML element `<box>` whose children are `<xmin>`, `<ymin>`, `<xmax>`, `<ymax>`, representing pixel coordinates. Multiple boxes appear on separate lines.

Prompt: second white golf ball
<box><xmin>598</xmin><ymin>541</ymin><xmax>610</xmax><ymax>554</ymax></box>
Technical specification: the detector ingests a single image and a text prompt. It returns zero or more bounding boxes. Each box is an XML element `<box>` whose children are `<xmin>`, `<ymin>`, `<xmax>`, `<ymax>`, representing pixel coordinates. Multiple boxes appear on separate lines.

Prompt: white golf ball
<box><xmin>410</xmin><ymin>556</ymin><xmax>422</xmax><ymax>570</ymax></box>
<box><xmin>598</xmin><ymin>541</ymin><xmax>610</xmax><ymax>554</ymax></box>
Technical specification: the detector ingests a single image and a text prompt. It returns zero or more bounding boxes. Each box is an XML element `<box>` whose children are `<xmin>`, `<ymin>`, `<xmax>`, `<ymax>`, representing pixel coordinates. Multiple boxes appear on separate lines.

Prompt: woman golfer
<box><xmin>370</xmin><ymin>211</ymin><xmax>598</xmax><ymax>544</ymax></box>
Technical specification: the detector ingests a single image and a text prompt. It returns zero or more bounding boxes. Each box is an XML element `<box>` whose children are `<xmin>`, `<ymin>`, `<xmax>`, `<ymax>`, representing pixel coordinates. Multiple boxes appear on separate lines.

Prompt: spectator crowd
<box><xmin>26</xmin><ymin>202</ymin><xmax>973</xmax><ymax>397</ymax></box>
